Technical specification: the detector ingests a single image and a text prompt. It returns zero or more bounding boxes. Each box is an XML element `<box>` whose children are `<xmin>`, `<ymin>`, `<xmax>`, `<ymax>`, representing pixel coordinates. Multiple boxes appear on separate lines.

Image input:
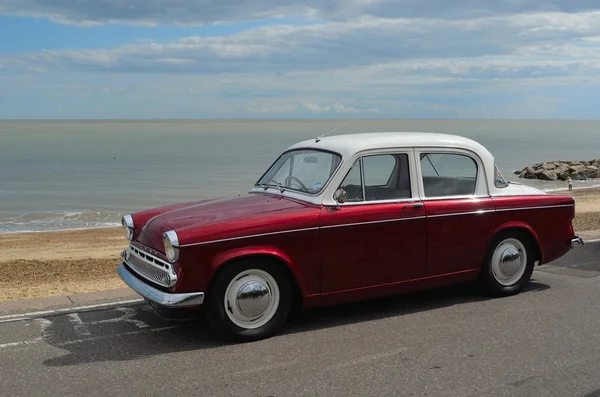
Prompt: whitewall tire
<box><xmin>205</xmin><ymin>259</ymin><xmax>293</xmax><ymax>342</ymax></box>
<box><xmin>479</xmin><ymin>230</ymin><xmax>536</xmax><ymax>296</ymax></box>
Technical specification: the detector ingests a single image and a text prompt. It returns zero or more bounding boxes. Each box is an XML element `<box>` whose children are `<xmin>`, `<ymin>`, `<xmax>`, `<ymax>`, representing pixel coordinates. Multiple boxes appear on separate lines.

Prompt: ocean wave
<box><xmin>539</xmin><ymin>183</ymin><xmax>600</xmax><ymax>193</ymax></box>
<box><xmin>0</xmin><ymin>210</ymin><xmax>123</xmax><ymax>234</ymax></box>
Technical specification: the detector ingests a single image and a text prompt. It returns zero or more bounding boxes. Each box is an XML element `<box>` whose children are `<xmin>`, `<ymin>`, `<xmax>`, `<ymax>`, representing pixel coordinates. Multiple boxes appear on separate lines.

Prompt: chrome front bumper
<box><xmin>571</xmin><ymin>236</ymin><xmax>584</xmax><ymax>249</ymax></box>
<box><xmin>117</xmin><ymin>262</ymin><xmax>205</xmax><ymax>308</ymax></box>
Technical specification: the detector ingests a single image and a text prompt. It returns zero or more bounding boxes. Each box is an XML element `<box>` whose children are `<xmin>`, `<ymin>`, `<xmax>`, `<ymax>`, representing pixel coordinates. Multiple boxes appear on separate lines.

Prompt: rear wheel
<box><xmin>479</xmin><ymin>230</ymin><xmax>536</xmax><ymax>296</ymax></box>
<box><xmin>204</xmin><ymin>259</ymin><xmax>293</xmax><ymax>342</ymax></box>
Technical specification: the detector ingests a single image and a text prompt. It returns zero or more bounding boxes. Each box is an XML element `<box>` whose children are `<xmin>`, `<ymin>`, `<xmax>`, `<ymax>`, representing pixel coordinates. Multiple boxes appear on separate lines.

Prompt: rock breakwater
<box><xmin>515</xmin><ymin>160</ymin><xmax>600</xmax><ymax>181</ymax></box>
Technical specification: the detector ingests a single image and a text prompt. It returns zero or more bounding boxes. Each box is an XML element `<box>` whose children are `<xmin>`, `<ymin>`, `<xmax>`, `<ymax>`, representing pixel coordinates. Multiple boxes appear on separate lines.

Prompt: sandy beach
<box><xmin>556</xmin><ymin>187</ymin><xmax>600</xmax><ymax>231</ymax></box>
<box><xmin>1</xmin><ymin>188</ymin><xmax>600</xmax><ymax>303</ymax></box>
<box><xmin>0</xmin><ymin>227</ymin><xmax>126</xmax><ymax>302</ymax></box>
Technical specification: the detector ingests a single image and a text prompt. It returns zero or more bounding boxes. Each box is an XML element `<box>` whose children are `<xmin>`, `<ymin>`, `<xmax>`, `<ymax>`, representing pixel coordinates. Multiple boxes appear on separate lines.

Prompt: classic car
<box><xmin>117</xmin><ymin>132</ymin><xmax>583</xmax><ymax>341</ymax></box>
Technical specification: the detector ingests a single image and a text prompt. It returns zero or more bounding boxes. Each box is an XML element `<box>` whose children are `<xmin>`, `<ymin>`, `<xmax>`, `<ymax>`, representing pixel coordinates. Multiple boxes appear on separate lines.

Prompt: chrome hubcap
<box><xmin>224</xmin><ymin>269</ymin><xmax>279</xmax><ymax>329</ymax></box>
<box><xmin>236</xmin><ymin>281</ymin><xmax>271</xmax><ymax>318</ymax></box>
<box><xmin>491</xmin><ymin>238</ymin><xmax>527</xmax><ymax>286</ymax></box>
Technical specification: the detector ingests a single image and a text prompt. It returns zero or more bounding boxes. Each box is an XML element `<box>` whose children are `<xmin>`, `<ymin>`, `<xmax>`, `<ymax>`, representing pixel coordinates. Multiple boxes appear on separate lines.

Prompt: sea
<box><xmin>1</xmin><ymin>119</ymin><xmax>600</xmax><ymax>233</ymax></box>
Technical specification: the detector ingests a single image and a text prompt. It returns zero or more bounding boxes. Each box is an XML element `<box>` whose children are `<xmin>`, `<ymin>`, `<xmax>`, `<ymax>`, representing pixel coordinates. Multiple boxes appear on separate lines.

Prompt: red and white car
<box><xmin>117</xmin><ymin>132</ymin><xmax>583</xmax><ymax>341</ymax></box>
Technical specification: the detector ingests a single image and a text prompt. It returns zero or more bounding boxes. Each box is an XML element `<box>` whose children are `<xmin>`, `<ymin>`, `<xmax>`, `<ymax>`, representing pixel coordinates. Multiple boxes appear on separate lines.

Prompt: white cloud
<box><xmin>243</xmin><ymin>101</ymin><xmax>381</xmax><ymax>114</ymax></box>
<box><xmin>3</xmin><ymin>11</ymin><xmax>600</xmax><ymax>77</ymax></box>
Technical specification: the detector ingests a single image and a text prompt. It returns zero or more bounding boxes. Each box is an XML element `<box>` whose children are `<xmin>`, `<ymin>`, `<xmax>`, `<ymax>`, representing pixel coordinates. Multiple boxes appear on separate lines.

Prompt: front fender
<box><xmin>209</xmin><ymin>245</ymin><xmax>307</xmax><ymax>296</ymax></box>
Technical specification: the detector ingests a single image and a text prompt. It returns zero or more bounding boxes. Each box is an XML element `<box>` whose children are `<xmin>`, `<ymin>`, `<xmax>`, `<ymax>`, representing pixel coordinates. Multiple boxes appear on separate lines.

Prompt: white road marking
<box><xmin>0</xmin><ymin>318</ymin><xmax>53</xmax><ymax>350</ymax></box>
<box><xmin>53</xmin><ymin>326</ymin><xmax>178</xmax><ymax>347</ymax></box>
<box><xmin>84</xmin><ymin>307</ymin><xmax>150</xmax><ymax>329</ymax></box>
<box><xmin>0</xmin><ymin>299</ymin><xmax>144</xmax><ymax>323</ymax></box>
<box><xmin>0</xmin><ymin>306</ymin><xmax>167</xmax><ymax>352</ymax></box>
<box><xmin>68</xmin><ymin>313</ymin><xmax>92</xmax><ymax>337</ymax></box>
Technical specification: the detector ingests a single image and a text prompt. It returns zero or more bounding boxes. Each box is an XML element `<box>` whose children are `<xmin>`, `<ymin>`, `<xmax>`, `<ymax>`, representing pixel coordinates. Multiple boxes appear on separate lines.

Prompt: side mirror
<box><xmin>333</xmin><ymin>188</ymin><xmax>348</xmax><ymax>204</ymax></box>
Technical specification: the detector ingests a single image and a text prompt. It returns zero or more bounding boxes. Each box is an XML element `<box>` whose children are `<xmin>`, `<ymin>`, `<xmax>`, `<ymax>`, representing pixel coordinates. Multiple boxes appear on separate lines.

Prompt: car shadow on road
<box><xmin>283</xmin><ymin>279</ymin><xmax>550</xmax><ymax>334</ymax></box>
<box><xmin>41</xmin><ymin>279</ymin><xmax>549</xmax><ymax>367</ymax></box>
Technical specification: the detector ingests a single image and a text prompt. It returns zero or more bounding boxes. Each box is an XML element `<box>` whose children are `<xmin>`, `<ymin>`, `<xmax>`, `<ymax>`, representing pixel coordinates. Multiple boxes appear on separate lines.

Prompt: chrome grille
<box><xmin>125</xmin><ymin>245</ymin><xmax>177</xmax><ymax>288</ymax></box>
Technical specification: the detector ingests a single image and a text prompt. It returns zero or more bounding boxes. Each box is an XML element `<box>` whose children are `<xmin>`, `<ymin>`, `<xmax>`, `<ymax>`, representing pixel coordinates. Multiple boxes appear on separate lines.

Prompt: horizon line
<box><xmin>1</xmin><ymin>117</ymin><xmax>600</xmax><ymax>122</ymax></box>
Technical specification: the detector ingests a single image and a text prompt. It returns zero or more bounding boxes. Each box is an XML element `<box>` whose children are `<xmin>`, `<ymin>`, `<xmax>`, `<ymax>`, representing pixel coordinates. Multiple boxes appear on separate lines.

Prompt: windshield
<box><xmin>257</xmin><ymin>149</ymin><xmax>342</xmax><ymax>194</ymax></box>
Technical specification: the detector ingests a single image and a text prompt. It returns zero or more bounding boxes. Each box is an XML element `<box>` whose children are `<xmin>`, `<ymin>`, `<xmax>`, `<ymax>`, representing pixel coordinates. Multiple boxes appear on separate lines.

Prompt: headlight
<box><xmin>163</xmin><ymin>230</ymin><xmax>180</xmax><ymax>263</ymax></box>
<box><xmin>122</xmin><ymin>214</ymin><xmax>134</xmax><ymax>241</ymax></box>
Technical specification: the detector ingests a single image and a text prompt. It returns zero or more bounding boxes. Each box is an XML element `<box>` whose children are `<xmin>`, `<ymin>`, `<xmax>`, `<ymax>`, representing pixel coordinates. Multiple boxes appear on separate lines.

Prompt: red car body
<box><xmin>117</xmin><ymin>132</ymin><xmax>582</xmax><ymax>340</ymax></box>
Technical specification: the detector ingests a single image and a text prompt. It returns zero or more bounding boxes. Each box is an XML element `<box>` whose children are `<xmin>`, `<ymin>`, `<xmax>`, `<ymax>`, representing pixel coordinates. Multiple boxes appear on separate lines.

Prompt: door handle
<box><xmin>402</xmin><ymin>203</ymin><xmax>424</xmax><ymax>210</ymax></box>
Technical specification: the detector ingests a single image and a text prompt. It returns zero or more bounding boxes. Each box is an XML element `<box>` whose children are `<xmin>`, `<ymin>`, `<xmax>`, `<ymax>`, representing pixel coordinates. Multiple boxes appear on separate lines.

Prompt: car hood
<box><xmin>136</xmin><ymin>193</ymin><xmax>315</xmax><ymax>250</ymax></box>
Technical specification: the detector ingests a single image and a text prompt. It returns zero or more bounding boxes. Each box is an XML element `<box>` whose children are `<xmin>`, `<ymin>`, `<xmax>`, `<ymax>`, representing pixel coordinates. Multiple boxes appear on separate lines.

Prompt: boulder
<box><xmin>569</xmin><ymin>165</ymin><xmax>587</xmax><ymax>175</ymax></box>
<box><xmin>520</xmin><ymin>167</ymin><xmax>537</xmax><ymax>179</ymax></box>
<box><xmin>538</xmin><ymin>170</ymin><xmax>558</xmax><ymax>181</ymax></box>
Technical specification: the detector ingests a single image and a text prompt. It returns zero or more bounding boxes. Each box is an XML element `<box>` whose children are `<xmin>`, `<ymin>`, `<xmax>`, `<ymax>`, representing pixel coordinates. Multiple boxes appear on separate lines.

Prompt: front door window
<box><xmin>339</xmin><ymin>153</ymin><xmax>412</xmax><ymax>202</ymax></box>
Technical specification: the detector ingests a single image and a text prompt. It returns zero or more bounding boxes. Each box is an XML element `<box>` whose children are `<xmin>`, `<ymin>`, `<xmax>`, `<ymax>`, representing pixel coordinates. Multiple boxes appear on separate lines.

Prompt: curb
<box><xmin>0</xmin><ymin>288</ymin><xmax>143</xmax><ymax>320</ymax></box>
<box><xmin>578</xmin><ymin>229</ymin><xmax>600</xmax><ymax>242</ymax></box>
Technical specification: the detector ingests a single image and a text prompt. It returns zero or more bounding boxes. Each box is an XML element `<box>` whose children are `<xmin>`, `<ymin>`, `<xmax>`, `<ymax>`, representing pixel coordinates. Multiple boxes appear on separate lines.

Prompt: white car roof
<box><xmin>287</xmin><ymin>132</ymin><xmax>494</xmax><ymax>161</ymax></box>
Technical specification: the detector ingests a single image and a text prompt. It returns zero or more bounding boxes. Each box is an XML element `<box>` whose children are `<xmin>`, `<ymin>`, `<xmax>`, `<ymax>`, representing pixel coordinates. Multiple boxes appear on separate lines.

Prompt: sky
<box><xmin>0</xmin><ymin>0</ymin><xmax>599</xmax><ymax>119</ymax></box>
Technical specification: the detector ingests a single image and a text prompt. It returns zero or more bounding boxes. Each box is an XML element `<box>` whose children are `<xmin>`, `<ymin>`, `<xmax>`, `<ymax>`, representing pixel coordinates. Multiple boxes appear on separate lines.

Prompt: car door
<box><xmin>319</xmin><ymin>149</ymin><xmax>427</xmax><ymax>301</ymax></box>
<box><xmin>417</xmin><ymin>149</ymin><xmax>496</xmax><ymax>277</ymax></box>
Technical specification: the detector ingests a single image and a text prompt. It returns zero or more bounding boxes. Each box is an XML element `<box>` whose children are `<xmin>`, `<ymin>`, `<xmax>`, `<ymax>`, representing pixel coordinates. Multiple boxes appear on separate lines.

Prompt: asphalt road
<box><xmin>1</xmin><ymin>242</ymin><xmax>600</xmax><ymax>397</ymax></box>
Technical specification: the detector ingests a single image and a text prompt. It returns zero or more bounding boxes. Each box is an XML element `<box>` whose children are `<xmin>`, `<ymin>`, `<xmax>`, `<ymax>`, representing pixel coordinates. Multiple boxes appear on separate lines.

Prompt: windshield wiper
<box><xmin>256</xmin><ymin>181</ymin><xmax>285</xmax><ymax>193</ymax></box>
<box><xmin>269</xmin><ymin>181</ymin><xmax>285</xmax><ymax>192</ymax></box>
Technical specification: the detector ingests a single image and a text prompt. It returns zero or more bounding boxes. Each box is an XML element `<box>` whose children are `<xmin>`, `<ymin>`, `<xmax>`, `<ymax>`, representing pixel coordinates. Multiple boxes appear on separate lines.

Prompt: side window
<box><xmin>420</xmin><ymin>153</ymin><xmax>477</xmax><ymax>197</ymax></box>
<box><xmin>339</xmin><ymin>159</ymin><xmax>363</xmax><ymax>202</ymax></box>
<box><xmin>338</xmin><ymin>153</ymin><xmax>412</xmax><ymax>202</ymax></box>
<box><xmin>363</xmin><ymin>155</ymin><xmax>396</xmax><ymax>186</ymax></box>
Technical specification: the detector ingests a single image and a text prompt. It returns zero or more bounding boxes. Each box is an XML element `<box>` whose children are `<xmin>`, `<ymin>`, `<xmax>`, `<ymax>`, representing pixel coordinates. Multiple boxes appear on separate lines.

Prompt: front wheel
<box><xmin>478</xmin><ymin>230</ymin><xmax>536</xmax><ymax>296</ymax></box>
<box><xmin>204</xmin><ymin>259</ymin><xmax>293</xmax><ymax>342</ymax></box>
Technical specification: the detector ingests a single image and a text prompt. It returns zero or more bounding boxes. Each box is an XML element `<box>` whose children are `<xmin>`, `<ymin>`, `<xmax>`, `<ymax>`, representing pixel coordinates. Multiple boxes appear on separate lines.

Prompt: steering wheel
<box><xmin>285</xmin><ymin>175</ymin><xmax>308</xmax><ymax>191</ymax></box>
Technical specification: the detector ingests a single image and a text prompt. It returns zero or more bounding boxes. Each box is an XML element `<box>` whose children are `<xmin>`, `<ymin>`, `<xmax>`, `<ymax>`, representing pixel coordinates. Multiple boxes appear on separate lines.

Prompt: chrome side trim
<box><xmin>328</xmin><ymin>198</ymin><xmax>421</xmax><ymax>207</ymax></box>
<box><xmin>181</xmin><ymin>227</ymin><xmax>321</xmax><ymax>247</ymax></box>
<box><xmin>420</xmin><ymin>195</ymin><xmax>491</xmax><ymax>202</ymax></box>
<box><xmin>571</xmin><ymin>236</ymin><xmax>584</xmax><ymax>249</ymax></box>
<box><xmin>321</xmin><ymin>216</ymin><xmax>427</xmax><ymax>229</ymax></box>
<box><xmin>427</xmin><ymin>204</ymin><xmax>574</xmax><ymax>219</ymax></box>
<box><xmin>117</xmin><ymin>263</ymin><xmax>204</xmax><ymax>307</ymax></box>
<box><xmin>495</xmin><ymin>204</ymin><xmax>575</xmax><ymax>212</ymax></box>
<box><xmin>428</xmin><ymin>209</ymin><xmax>495</xmax><ymax>218</ymax></box>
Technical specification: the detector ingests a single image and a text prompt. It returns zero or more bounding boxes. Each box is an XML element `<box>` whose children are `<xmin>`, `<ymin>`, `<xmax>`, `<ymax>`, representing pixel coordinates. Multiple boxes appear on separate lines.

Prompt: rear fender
<box><xmin>488</xmin><ymin>221</ymin><xmax>544</xmax><ymax>263</ymax></box>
